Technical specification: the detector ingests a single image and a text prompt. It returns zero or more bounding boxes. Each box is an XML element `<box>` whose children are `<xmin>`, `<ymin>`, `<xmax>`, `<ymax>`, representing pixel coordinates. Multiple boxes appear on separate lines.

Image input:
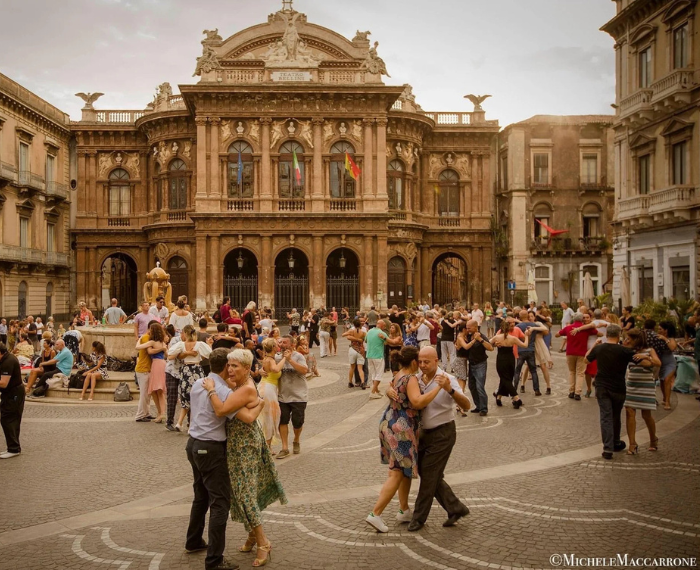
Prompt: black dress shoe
<box><xmin>165</xmin><ymin>424</ymin><xmax>176</xmax><ymax>432</ymax></box>
<box><xmin>568</xmin><ymin>392</ymin><xmax>575</xmax><ymax>399</ymax></box>
<box><xmin>443</xmin><ymin>508</ymin><xmax>470</xmax><ymax>527</ymax></box>
<box><xmin>534</xmin><ymin>390</ymin><xmax>542</xmax><ymax>396</ymax></box>
<box><xmin>185</xmin><ymin>541</ymin><xmax>208</xmax><ymax>553</ymax></box>
<box><xmin>407</xmin><ymin>520</ymin><xmax>424</xmax><ymax>532</ymax></box>
<box><xmin>574</xmin><ymin>394</ymin><xmax>581</xmax><ymax>401</ymax></box>
<box><xmin>479</xmin><ymin>411</ymin><xmax>488</xmax><ymax>416</ymax></box>
<box><xmin>546</xmin><ymin>388</ymin><xmax>551</xmax><ymax>395</ymax></box>
<box><xmin>613</xmin><ymin>441</ymin><xmax>627</xmax><ymax>452</ymax></box>
<box><xmin>135</xmin><ymin>418</ymin><xmax>151</xmax><ymax>422</ymax></box>
<box><xmin>601</xmin><ymin>451</ymin><xmax>613</xmax><ymax>460</ymax></box>
<box><xmin>206</xmin><ymin>559</ymin><xmax>239</xmax><ymax>570</ymax></box>
<box><xmin>470</xmin><ymin>408</ymin><xmax>480</xmax><ymax>413</ymax></box>
<box><xmin>146</xmin><ymin>415</ymin><xmax>156</xmax><ymax>420</ymax></box>
<box><xmin>520</xmin><ymin>386</ymin><xmax>525</xmax><ymax>393</ymax></box>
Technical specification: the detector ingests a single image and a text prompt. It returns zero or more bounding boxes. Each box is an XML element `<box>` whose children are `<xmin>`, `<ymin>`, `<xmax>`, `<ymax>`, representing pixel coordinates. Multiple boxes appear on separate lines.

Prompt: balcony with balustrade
<box><xmin>0</xmin><ymin>245</ymin><xmax>48</xmax><ymax>265</ymax></box>
<box><xmin>0</xmin><ymin>161</ymin><xmax>17</xmax><ymax>187</ymax></box>
<box><xmin>650</xmin><ymin>70</ymin><xmax>695</xmax><ymax>110</ymax></box>
<box><xmin>45</xmin><ymin>181</ymin><xmax>69</xmax><ymax>201</ymax></box>
<box><xmin>617</xmin><ymin>185</ymin><xmax>699</xmax><ymax>227</ymax></box>
<box><xmin>618</xmin><ymin>89</ymin><xmax>654</xmax><ymax>126</ymax></box>
<box><xmin>16</xmin><ymin>171</ymin><xmax>45</xmax><ymax>194</ymax></box>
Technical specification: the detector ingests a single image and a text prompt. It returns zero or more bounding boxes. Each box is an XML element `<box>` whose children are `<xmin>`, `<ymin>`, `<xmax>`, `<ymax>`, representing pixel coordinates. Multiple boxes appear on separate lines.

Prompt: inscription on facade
<box><xmin>271</xmin><ymin>71</ymin><xmax>312</xmax><ymax>82</ymax></box>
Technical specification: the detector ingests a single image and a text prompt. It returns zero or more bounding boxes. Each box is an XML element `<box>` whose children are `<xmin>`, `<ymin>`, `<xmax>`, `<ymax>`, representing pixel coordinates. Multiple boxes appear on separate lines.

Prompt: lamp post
<box><xmin>236</xmin><ymin>250</ymin><xmax>244</xmax><ymax>270</ymax></box>
<box><xmin>288</xmin><ymin>250</ymin><xmax>295</xmax><ymax>274</ymax></box>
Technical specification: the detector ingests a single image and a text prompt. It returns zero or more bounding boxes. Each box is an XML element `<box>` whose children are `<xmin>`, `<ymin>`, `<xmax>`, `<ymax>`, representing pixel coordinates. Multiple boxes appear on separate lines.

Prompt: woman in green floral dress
<box><xmin>204</xmin><ymin>348</ymin><xmax>287</xmax><ymax>567</ymax></box>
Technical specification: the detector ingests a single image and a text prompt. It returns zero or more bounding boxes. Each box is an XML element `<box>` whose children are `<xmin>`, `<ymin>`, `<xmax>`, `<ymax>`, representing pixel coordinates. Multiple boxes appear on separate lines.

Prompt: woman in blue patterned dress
<box><xmin>365</xmin><ymin>346</ymin><xmax>443</xmax><ymax>533</ymax></box>
<box><xmin>624</xmin><ymin>329</ymin><xmax>661</xmax><ymax>454</ymax></box>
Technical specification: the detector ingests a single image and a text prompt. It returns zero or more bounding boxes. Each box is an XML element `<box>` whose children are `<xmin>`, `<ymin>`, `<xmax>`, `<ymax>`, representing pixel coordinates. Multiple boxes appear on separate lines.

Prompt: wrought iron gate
<box><xmin>275</xmin><ymin>275</ymin><xmax>308</xmax><ymax>320</ymax></box>
<box><xmin>224</xmin><ymin>275</ymin><xmax>258</xmax><ymax>313</ymax></box>
<box><xmin>326</xmin><ymin>275</ymin><xmax>359</xmax><ymax>314</ymax></box>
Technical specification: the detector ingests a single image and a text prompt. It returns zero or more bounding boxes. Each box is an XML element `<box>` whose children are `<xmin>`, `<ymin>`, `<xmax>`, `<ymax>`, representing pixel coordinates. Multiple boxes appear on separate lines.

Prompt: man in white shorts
<box><xmin>342</xmin><ymin>320</ymin><xmax>366</xmax><ymax>388</ymax></box>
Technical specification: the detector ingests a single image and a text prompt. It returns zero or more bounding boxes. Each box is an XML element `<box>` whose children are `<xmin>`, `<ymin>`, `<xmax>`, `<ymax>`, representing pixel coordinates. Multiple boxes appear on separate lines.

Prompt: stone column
<box><xmin>415</xmin><ymin>245</ymin><xmax>423</xmax><ymax>302</ymax></box>
<box><xmin>362</xmin><ymin>236</ymin><xmax>374</xmax><ymax>310</ymax></box>
<box><xmin>363</xmin><ymin>119</ymin><xmax>374</xmax><ymax>200</ymax></box>
<box><xmin>420</xmin><ymin>152</ymin><xmax>431</xmax><ymax>214</ymax></box>
<box><xmin>87</xmin><ymin>151</ymin><xmax>97</xmax><ymax>215</ymax></box>
<box><xmin>195</xmin><ymin>117</ymin><xmax>208</xmax><ymax>199</ymax></box>
<box><xmin>208</xmin><ymin>236</ymin><xmax>220</xmax><ymax>308</ymax></box>
<box><xmin>195</xmin><ymin>236</ymin><xmax>207</xmax><ymax>311</ymax></box>
<box><xmin>421</xmin><ymin>246</ymin><xmax>432</xmax><ymax>305</ymax></box>
<box><xmin>210</xmin><ymin>118</ymin><xmax>221</xmax><ymax>206</ymax></box>
<box><xmin>312</xmin><ymin>236</ymin><xmax>324</xmax><ymax>307</ymax></box>
<box><xmin>138</xmin><ymin>151</ymin><xmax>148</xmax><ymax>215</ymax></box>
<box><xmin>260</xmin><ymin>236</ymin><xmax>273</xmax><ymax>310</ymax></box>
<box><xmin>376</xmin><ymin>235</ymin><xmax>388</xmax><ymax>310</ymax></box>
<box><xmin>76</xmin><ymin>247</ymin><xmax>87</xmax><ymax>307</ymax></box>
<box><xmin>311</xmin><ymin>118</ymin><xmax>324</xmax><ymax>212</ymax></box>
<box><xmin>375</xmin><ymin>118</ymin><xmax>388</xmax><ymax>200</ymax></box>
<box><xmin>87</xmin><ymin>248</ymin><xmax>97</xmax><ymax>309</ymax></box>
<box><xmin>260</xmin><ymin>118</ymin><xmax>272</xmax><ymax>210</ymax></box>
<box><xmin>480</xmin><ymin>152</ymin><xmax>490</xmax><ymax>215</ymax></box>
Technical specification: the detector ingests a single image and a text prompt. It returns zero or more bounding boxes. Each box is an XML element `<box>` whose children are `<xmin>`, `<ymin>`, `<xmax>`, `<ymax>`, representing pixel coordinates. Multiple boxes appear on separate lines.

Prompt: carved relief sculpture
<box><xmin>248</xmin><ymin>121</ymin><xmax>260</xmax><ymax>143</ymax></box>
<box><xmin>98</xmin><ymin>154</ymin><xmax>112</xmax><ymax>178</ymax></box>
<box><xmin>260</xmin><ymin>10</ymin><xmax>322</xmax><ymax>68</ymax></box>
<box><xmin>362</xmin><ymin>41</ymin><xmax>390</xmax><ymax>77</ymax></box>
<box><xmin>183</xmin><ymin>141</ymin><xmax>192</xmax><ymax>159</ymax></box>
<box><xmin>202</xmin><ymin>28</ymin><xmax>222</xmax><ymax>42</ymax></box>
<box><xmin>454</xmin><ymin>154</ymin><xmax>471</xmax><ymax>178</ymax></box>
<box><xmin>351</xmin><ymin>120</ymin><xmax>363</xmax><ymax>143</ymax></box>
<box><xmin>127</xmin><ymin>152</ymin><xmax>140</xmax><ymax>177</ymax></box>
<box><xmin>323</xmin><ymin>121</ymin><xmax>334</xmax><ymax>143</ymax></box>
<box><xmin>299</xmin><ymin>120</ymin><xmax>314</xmax><ymax>149</ymax></box>
<box><xmin>221</xmin><ymin>120</ymin><xmax>232</xmax><ymax>142</ymax></box>
<box><xmin>429</xmin><ymin>154</ymin><xmax>444</xmax><ymax>178</ymax></box>
<box><xmin>236</xmin><ymin>121</ymin><xmax>245</xmax><ymax>136</ymax></box>
<box><xmin>270</xmin><ymin>120</ymin><xmax>286</xmax><ymax>149</ymax></box>
<box><xmin>193</xmin><ymin>45</ymin><xmax>223</xmax><ymax>77</ymax></box>
<box><xmin>464</xmin><ymin>94</ymin><xmax>491</xmax><ymax>112</ymax></box>
<box><xmin>353</xmin><ymin>30</ymin><xmax>371</xmax><ymax>41</ymax></box>
<box><xmin>287</xmin><ymin>120</ymin><xmax>296</xmax><ymax>137</ymax></box>
<box><xmin>339</xmin><ymin>122</ymin><xmax>347</xmax><ymax>137</ymax></box>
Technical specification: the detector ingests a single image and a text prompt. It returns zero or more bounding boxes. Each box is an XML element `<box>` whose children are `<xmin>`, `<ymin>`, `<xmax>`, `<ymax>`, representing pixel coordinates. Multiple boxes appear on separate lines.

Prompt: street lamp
<box><xmin>288</xmin><ymin>250</ymin><xmax>295</xmax><ymax>270</ymax></box>
<box><xmin>236</xmin><ymin>250</ymin><xmax>244</xmax><ymax>270</ymax></box>
<box><xmin>339</xmin><ymin>249</ymin><xmax>346</xmax><ymax>269</ymax></box>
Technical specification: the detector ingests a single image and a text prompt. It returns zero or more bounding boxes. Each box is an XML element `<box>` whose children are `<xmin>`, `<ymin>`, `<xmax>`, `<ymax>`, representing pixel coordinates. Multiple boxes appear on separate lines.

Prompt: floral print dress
<box><xmin>379</xmin><ymin>372</ymin><xmax>421</xmax><ymax>478</ymax></box>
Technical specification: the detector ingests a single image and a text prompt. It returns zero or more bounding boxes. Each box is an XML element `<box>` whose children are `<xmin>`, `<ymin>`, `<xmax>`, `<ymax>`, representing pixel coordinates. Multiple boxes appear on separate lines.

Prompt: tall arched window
<box><xmin>438</xmin><ymin>169</ymin><xmax>460</xmax><ymax>217</ymax></box>
<box><xmin>46</xmin><ymin>282</ymin><xmax>54</xmax><ymax>317</ymax></box>
<box><xmin>18</xmin><ymin>281</ymin><xmax>27</xmax><ymax>319</ymax></box>
<box><xmin>278</xmin><ymin>141</ymin><xmax>305</xmax><ymax>199</ymax></box>
<box><xmin>387</xmin><ymin>160</ymin><xmax>405</xmax><ymax>210</ymax></box>
<box><xmin>109</xmin><ymin>169</ymin><xmax>130</xmax><ymax>216</ymax></box>
<box><xmin>168</xmin><ymin>159</ymin><xmax>188</xmax><ymax>210</ymax></box>
<box><xmin>228</xmin><ymin>141</ymin><xmax>254</xmax><ymax>198</ymax></box>
<box><xmin>330</xmin><ymin>141</ymin><xmax>356</xmax><ymax>198</ymax></box>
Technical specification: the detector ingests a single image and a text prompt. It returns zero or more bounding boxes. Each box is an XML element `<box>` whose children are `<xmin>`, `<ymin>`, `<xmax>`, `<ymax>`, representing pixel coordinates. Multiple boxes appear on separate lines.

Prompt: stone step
<box><xmin>46</xmin><ymin>385</ymin><xmax>139</xmax><ymax>401</ymax></box>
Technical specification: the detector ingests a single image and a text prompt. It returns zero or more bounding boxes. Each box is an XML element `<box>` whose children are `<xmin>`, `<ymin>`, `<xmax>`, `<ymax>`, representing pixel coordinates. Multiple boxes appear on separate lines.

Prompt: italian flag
<box><xmin>345</xmin><ymin>152</ymin><xmax>361</xmax><ymax>181</ymax></box>
<box><xmin>292</xmin><ymin>148</ymin><xmax>302</xmax><ymax>185</ymax></box>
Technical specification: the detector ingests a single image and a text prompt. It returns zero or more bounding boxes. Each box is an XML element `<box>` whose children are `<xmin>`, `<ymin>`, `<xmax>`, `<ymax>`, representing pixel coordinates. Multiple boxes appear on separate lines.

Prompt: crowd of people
<box><xmin>2</xmin><ymin>293</ymin><xmax>700</xmax><ymax>569</ymax></box>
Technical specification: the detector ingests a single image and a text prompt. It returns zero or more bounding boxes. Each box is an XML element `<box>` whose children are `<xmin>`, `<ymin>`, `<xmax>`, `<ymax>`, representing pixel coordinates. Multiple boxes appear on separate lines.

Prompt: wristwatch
<box><xmin>449</xmin><ymin>388</ymin><xmax>455</xmax><ymax>396</ymax></box>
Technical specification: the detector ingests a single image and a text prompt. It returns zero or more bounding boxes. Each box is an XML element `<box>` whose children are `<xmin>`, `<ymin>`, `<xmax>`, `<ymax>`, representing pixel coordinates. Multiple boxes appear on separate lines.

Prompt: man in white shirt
<box><xmin>471</xmin><ymin>303</ymin><xmax>484</xmax><ymax>331</ymax></box>
<box><xmin>416</xmin><ymin>314</ymin><xmax>433</xmax><ymax>349</ymax></box>
<box><xmin>386</xmin><ymin>347</ymin><xmax>471</xmax><ymax>531</ymax></box>
<box><xmin>584</xmin><ymin>309</ymin><xmax>609</xmax><ymax>397</ymax></box>
<box><xmin>149</xmin><ymin>296</ymin><xmax>169</xmax><ymax>323</ymax></box>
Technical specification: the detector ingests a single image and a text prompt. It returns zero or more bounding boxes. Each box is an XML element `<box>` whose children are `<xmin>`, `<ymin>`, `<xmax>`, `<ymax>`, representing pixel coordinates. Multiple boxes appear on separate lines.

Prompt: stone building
<box><xmin>495</xmin><ymin>115</ymin><xmax>615</xmax><ymax>305</ymax></box>
<box><xmin>603</xmin><ymin>0</ymin><xmax>700</xmax><ymax>305</ymax></box>
<box><xmin>71</xmin><ymin>5</ymin><xmax>499</xmax><ymax>317</ymax></box>
<box><xmin>0</xmin><ymin>73</ymin><xmax>73</xmax><ymax>321</ymax></box>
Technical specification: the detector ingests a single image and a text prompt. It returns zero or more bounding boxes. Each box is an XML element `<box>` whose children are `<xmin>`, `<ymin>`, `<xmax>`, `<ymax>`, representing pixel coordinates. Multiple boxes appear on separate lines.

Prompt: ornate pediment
<box><xmin>628</xmin><ymin>132</ymin><xmax>655</xmax><ymax>150</ymax></box>
<box><xmin>660</xmin><ymin>118</ymin><xmax>693</xmax><ymax>137</ymax></box>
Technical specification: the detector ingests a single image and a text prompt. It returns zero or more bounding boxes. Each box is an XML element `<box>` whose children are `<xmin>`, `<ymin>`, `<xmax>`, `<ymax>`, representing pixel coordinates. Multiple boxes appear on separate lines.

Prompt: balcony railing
<box><xmin>422</xmin><ymin>112</ymin><xmax>472</xmax><ymax>125</ymax></box>
<box><xmin>96</xmin><ymin>110</ymin><xmax>146</xmax><ymax>123</ymax></box>
<box><xmin>107</xmin><ymin>217</ymin><xmax>131</xmax><ymax>227</ymax></box>
<box><xmin>166</xmin><ymin>210</ymin><xmax>189</xmax><ymax>222</ymax></box>
<box><xmin>329</xmin><ymin>198</ymin><xmax>357</xmax><ymax>212</ymax></box>
<box><xmin>17</xmin><ymin>171</ymin><xmax>45</xmax><ymax>191</ymax></box>
<box><xmin>278</xmin><ymin>199</ymin><xmax>306</xmax><ymax>212</ymax></box>
<box><xmin>649</xmin><ymin>70</ymin><xmax>695</xmax><ymax>104</ymax></box>
<box><xmin>0</xmin><ymin>245</ymin><xmax>45</xmax><ymax>264</ymax></box>
<box><xmin>438</xmin><ymin>216</ymin><xmax>461</xmax><ymax>227</ymax></box>
<box><xmin>45</xmin><ymin>181</ymin><xmax>68</xmax><ymax>200</ymax></box>
<box><xmin>530</xmin><ymin>237</ymin><xmax>609</xmax><ymax>254</ymax></box>
<box><xmin>389</xmin><ymin>211</ymin><xmax>407</xmax><ymax>221</ymax></box>
<box><xmin>619</xmin><ymin>89</ymin><xmax>653</xmax><ymax>115</ymax></box>
<box><xmin>0</xmin><ymin>161</ymin><xmax>17</xmax><ymax>183</ymax></box>
<box><xmin>227</xmin><ymin>199</ymin><xmax>255</xmax><ymax>212</ymax></box>
<box><xmin>45</xmin><ymin>251</ymin><xmax>70</xmax><ymax>266</ymax></box>
<box><xmin>648</xmin><ymin>185</ymin><xmax>698</xmax><ymax>217</ymax></box>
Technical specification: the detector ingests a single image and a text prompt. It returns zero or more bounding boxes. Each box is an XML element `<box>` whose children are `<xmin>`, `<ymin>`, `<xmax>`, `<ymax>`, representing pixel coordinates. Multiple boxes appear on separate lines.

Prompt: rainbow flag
<box><xmin>292</xmin><ymin>148</ymin><xmax>302</xmax><ymax>185</ymax></box>
<box><xmin>345</xmin><ymin>152</ymin><xmax>361</xmax><ymax>181</ymax></box>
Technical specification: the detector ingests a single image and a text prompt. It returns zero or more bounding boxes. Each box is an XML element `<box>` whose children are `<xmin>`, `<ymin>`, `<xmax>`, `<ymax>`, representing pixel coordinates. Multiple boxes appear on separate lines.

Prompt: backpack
<box><xmin>68</xmin><ymin>372</ymin><xmax>84</xmax><ymax>391</ymax></box>
<box><xmin>114</xmin><ymin>382</ymin><xmax>133</xmax><ymax>402</ymax></box>
<box><xmin>32</xmin><ymin>384</ymin><xmax>47</xmax><ymax>398</ymax></box>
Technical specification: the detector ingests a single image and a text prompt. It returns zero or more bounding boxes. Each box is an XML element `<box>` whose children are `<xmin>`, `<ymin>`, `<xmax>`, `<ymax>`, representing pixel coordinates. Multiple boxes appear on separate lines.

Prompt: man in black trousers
<box><xmin>0</xmin><ymin>343</ymin><xmax>24</xmax><ymax>459</ymax></box>
<box><xmin>386</xmin><ymin>347</ymin><xmax>471</xmax><ymax>530</ymax></box>
<box><xmin>185</xmin><ymin>348</ymin><xmax>243</xmax><ymax>570</ymax></box>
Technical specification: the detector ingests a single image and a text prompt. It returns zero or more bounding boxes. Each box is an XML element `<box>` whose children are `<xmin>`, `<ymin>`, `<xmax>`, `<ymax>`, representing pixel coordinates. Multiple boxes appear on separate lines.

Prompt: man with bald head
<box><xmin>388</xmin><ymin>346</ymin><xmax>471</xmax><ymax>531</ymax></box>
<box><xmin>25</xmin><ymin>339</ymin><xmax>73</xmax><ymax>397</ymax></box>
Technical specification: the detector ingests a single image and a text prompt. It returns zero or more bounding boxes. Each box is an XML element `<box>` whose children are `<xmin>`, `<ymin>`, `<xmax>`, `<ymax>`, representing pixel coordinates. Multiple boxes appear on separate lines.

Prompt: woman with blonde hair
<box><xmin>296</xmin><ymin>335</ymin><xmax>319</xmax><ymax>378</ymax></box>
<box><xmin>260</xmin><ymin>337</ymin><xmax>284</xmax><ymax>452</ymax></box>
<box><xmin>168</xmin><ymin>324</ymin><xmax>212</xmax><ymax>432</ymax></box>
<box><xmin>204</xmin><ymin>348</ymin><xmax>287</xmax><ymax>567</ymax></box>
<box><xmin>136</xmin><ymin>323</ymin><xmax>167</xmax><ymax>422</ymax></box>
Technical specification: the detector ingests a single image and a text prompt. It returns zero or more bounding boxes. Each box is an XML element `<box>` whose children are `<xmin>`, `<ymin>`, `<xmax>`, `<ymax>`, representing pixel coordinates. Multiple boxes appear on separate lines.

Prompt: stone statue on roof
<box><xmin>193</xmin><ymin>45</ymin><xmax>223</xmax><ymax>77</ymax></box>
<box><xmin>363</xmin><ymin>41</ymin><xmax>390</xmax><ymax>77</ymax></box>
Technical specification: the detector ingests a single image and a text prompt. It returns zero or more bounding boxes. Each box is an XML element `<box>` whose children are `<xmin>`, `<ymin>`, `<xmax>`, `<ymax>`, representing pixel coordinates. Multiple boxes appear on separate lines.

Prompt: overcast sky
<box><xmin>0</xmin><ymin>0</ymin><xmax>617</xmax><ymax>127</ymax></box>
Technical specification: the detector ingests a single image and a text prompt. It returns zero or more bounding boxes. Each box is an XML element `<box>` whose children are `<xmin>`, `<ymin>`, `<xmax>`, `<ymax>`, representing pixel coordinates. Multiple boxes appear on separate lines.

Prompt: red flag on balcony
<box><xmin>536</xmin><ymin>219</ymin><xmax>569</xmax><ymax>247</ymax></box>
<box><xmin>345</xmin><ymin>152</ymin><xmax>361</xmax><ymax>181</ymax></box>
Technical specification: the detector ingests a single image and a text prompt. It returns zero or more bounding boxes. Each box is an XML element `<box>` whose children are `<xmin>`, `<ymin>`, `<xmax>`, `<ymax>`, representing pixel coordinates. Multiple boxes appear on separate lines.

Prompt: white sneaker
<box><xmin>365</xmin><ymin>513</ymin><xmax>389</xmax><ymax>533</ymax></box>
<box><xmin>0</xmin><ymin>452</ymin><xmax>20</xmax><ymax>459</ymax></box>
<box><xmin>396</xmin><ymin>508</ymin><xmax>412</xmax><ymax>523</ymax></box>
<box><xmin>369</xmin><ymin>392</ymin><xmax>383</xmax><ymax>400</ymax></box>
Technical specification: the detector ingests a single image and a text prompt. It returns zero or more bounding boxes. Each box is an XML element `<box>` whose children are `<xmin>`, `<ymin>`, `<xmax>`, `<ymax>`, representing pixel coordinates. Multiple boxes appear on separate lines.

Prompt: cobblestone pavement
<box><xmin>1</xmin><ymin>335</ymin><xmax>698</xmax><ymax>570</ymax></box>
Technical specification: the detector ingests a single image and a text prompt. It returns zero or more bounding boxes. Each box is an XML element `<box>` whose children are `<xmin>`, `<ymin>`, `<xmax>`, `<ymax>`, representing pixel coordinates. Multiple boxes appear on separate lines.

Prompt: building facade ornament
<box><xmin>193</xmin><ymin>45</ymin><xmax>223</xmax><ymax>77</ymax></box>
<box><xmin>362</xmin><ymin>41</ymin><xmax>390</xmax><ymax>77</ymax></box>
<box><xmin>299</xmin><ymin>120</ymin><xmax>313</xmax><ymax>149</ymax></box>
<box><xmin>248</xmin><ymin>121</ymin><xmax>260</xmax><ymax>143</ymax></box>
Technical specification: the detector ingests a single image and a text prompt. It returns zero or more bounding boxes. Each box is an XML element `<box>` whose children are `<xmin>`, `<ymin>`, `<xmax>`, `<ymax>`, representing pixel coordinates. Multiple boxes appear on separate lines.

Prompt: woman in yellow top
<box><xmin>260</xmin><ymin>337</ymin><xmax>285</xmax><ymax>452</ymax></box>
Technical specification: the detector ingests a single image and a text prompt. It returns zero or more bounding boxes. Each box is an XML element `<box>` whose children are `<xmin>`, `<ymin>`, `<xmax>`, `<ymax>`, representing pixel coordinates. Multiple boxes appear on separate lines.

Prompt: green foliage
<box><xmin>632</xmin><ymin>299</ymin><xmax>672</xmax><ymax>325</ymax></box>
<box><xmin>667</xmin><ymin>298</ymin><xmax>698</xmax><ymax>320</ymax></box>
<box><xmin>549</xmin><ymin>307</ymin><xmax>563</xmax><ymax>325</ymax></box>
<box><xmin>594</xmin><ymin>293</ymin><xmax>613</xmax><ymax>308</ymax></box>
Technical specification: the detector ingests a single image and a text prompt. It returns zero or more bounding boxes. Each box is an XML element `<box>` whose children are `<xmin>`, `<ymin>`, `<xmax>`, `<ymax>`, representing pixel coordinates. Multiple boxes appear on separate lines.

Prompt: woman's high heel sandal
<box><xmin>253</xmin><ymin>542</ymin><xmax>272</xmax><ymax>567</ymax></box>
<box><xmin>627</xmin><ymin>444</ymin><xmax>638</xmax><ymax>455</ymax></box>
<box><xmin>649</xmin><ymin>438</ymin><xmax>659</xmax><ymax>452</ymax></box>
<box><xmin>239</xmin><ymin>533</ymin><xmax>256</xmax><ymax>553</ymax></box>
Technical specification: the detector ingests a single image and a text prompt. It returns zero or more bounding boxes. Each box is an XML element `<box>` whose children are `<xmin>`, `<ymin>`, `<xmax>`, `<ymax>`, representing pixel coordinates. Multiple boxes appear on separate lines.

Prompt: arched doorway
<box><xmin>101</xmin><ymin>253</ymin><xmax>138</xmax><ymax>317</ymax></box>
<box><xmin>274</xmin><ymin>248</ymin><xmax>309</xmax><ymax>319</ymax></box>
<box><xmin>168</xmin><ymin>256</ymin><xmax>189</xmax><ymax>302</ymax></box>
<box><xmin>326</xmin><ymin>248</ymin><xmax>359</xmax><ymax>314</ymax></box>
<box><xmin>432</xmin><ymin>253</ymin><xmax>467</xmax><ymax>307</ymax></box>
<box><xmin>223</xmin><ymin>249</ymin><xmax>258</xmax><ymax>313</ymax></box>
<box><xmin>387</xmin><ymin>256</ymin><xmax>406</xmax><ymax>308</ymax></box>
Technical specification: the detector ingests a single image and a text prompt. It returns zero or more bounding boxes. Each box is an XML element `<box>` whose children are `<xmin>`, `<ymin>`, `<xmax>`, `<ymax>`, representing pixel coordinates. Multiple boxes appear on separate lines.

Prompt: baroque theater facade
<box><xmin>72</xmin><ymin>6</ymin><xmax>498</xmax><ymax>317</ymax></box>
